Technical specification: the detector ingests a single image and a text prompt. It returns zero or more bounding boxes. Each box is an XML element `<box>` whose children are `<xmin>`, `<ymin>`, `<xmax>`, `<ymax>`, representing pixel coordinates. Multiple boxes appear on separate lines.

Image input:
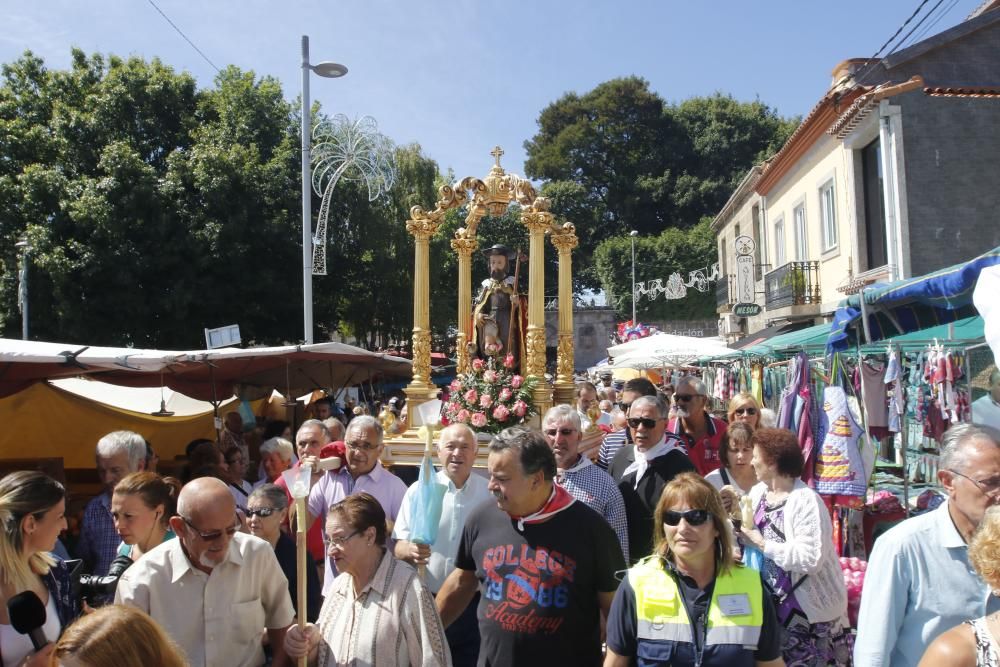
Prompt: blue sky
<box><xmin>0</xmin><ymin>1</ymin><xmax>977</xmax><ymax>181</ymax></box>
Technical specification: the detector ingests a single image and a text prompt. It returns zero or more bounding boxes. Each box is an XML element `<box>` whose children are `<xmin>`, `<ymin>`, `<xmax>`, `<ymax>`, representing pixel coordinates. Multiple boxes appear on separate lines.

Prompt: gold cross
<box><xmin>490</xmin><ymin>145</ymin><xmax>504</xmax><ymax>168</ymax></box>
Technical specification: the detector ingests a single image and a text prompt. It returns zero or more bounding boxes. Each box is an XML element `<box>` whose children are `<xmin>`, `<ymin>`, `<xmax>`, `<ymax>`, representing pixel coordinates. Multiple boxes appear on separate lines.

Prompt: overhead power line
<box><xmin>145</xmin><ymin>0</ymin><xmax>221</xmax><ymax>74</ymax></box>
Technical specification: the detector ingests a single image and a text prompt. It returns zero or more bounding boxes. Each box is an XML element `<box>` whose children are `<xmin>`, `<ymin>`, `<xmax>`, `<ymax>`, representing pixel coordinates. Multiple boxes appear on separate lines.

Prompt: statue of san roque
<box><xmin>470</xmin><ymin>244</ymin><xmax>526</xmax><ymax>369</ymax></box>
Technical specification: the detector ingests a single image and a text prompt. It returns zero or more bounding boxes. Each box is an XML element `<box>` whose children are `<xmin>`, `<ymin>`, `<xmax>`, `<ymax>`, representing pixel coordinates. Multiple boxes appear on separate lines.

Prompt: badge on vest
<box><xmin>717</xmin><ymin>593</ymin><xmax>752</xmax><ymax>617</ymax></box>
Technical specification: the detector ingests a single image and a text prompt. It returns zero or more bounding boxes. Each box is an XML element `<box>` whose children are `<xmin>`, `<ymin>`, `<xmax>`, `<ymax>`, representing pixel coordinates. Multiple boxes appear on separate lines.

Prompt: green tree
<box><xmin>524</xmin><ymin>78</ymin><xmax>798</xmax><ymax>293</ymax></box>
<box><xmin>593</xmin><ymin>218</ymin><xmax>717</xmax><ymax>321</ymax></box>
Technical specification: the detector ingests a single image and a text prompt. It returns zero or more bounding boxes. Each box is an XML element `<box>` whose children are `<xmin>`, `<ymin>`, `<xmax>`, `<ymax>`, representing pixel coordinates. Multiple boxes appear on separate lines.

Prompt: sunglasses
<box><xmin>245</xmin><ymin>507</ymin><xmax>277</xmax><ymax>519</ymax></box>
<box><xmin>616</xmin><ymin>402</ymin><xmax>632</xmax><ymax>412</ymax></box>
<box><xmin>627</xmin><ymin>417</ymin><xmax>662</xmax><ymax>429</ymax></box>
<box><xmin>674</xmin><ymin>394</ymin><xmax>701</xmax><ymax>402</ymax></box>
<box><xmin>663</xmin><ymin>509</ymin><xmax>710</xmax><ymax>526</ymax></box>
<box><xmin>181</xmin><ymin>515</ymin><xmax>240</xmax><ymax>541</ymax></box>
<box><xmin>544</xmin><ymin>428</ymin><xmax>576</xmax><ymax>437</ymax></box>
<box><xmin>734</xmin><ymin>407</ymin><xmax>758</xmax><ymax>416</ymax></box>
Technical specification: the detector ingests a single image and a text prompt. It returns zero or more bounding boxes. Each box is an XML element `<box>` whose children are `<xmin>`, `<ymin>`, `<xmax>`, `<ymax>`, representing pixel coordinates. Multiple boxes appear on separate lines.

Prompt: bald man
<box><xmin>116</xmin><ymin>478</ymin><xmax>294</xmax><ymax>667</ymax></box>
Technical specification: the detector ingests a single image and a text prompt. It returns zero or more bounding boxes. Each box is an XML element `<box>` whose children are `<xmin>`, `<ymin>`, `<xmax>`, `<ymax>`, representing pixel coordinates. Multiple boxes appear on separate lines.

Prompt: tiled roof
<box><xmin>924</xmin><ymin>86</ymin><xmax>1000</xmax><ymax>98</ymax></box>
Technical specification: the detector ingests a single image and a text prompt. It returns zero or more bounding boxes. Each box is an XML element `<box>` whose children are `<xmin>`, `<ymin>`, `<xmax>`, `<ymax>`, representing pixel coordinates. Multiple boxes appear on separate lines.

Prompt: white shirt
<box><xmin>392</xmin><ymin>469</ymin><xmax>491</xmax><ymax>593</ymax></box>
<box><xmin>621</xmin><ymin>435</ymin><xmax>684</xmax><ymax>488</ymax></box>
<box><xmin>972</xmin><ymin>395</ymin><xmax>1000</xmax><ymax>431</ymax></box>
<box><xmin>115</xmin><ymin>532</ymin><xmax>294</xmax><ymax>667</ymax></box>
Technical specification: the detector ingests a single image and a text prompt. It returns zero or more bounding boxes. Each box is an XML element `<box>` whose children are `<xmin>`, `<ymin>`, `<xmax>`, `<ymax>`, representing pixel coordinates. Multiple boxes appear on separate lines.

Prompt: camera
<box><xmin>75</xmin><ymin>555</ymin><xmax>134</xmax><ymax>605</ymax></box>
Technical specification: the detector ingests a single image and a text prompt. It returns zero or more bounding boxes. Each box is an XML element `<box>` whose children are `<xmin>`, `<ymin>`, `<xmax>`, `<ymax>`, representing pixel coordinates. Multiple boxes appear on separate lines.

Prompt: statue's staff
<box><xmin>507</xmin><ymin>248</ymin><xmax>524</xmax><ymax>355</ymax></box>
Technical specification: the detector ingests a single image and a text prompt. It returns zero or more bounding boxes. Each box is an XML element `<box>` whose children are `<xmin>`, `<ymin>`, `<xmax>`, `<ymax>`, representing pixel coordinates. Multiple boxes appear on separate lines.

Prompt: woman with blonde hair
<box><xmin>112</xmin><ymin>472</ymin><xmax>181</xmax><ymax>563</ymax></box>
<box><xmin>54</xmin><ymin>604</ymin><xmax>186</xmax><ymax>667</ymax></box>
<box><xmin>728</xmin><ymin>392</ymin><xmax>762</xmax><ymax>430</ymax></box>
<box><xmin>604</xmin><ymin>472</ymin><xmax>783</xmax><ymax>666</ymax></box>
<box><xmin>0</xmin><ymin>471</ymin><xmax>78</xmax><ymax>667</ymax></box>
<box><xmin>920</xmin><ymin>504</ymin><xmax>1000</xmax><ymax>666</ymax></box>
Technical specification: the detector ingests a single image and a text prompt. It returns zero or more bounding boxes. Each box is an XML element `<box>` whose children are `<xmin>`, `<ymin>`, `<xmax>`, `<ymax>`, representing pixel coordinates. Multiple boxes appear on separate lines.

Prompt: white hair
<box><xmin>95</xmin><ymin>431</ymin><xmax>147</xmax><ymax>471</ymax></box>
<box><xmin>259</xmin><ymin>437</ymin><xmax>294</xmax><ymax>462</ymax></box>
<box><xmin>543</xmin><ymin>404</ymin><xmax>581</xmax><ymax>431</ymax></box>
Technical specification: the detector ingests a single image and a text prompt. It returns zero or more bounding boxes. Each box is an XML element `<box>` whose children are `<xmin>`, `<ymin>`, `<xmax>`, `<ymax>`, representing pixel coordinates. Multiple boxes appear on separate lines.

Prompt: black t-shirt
<box><xmin>455</xmin><ymin>497</ymin><xmax>626</xmax><ymax>666</ymax></box>
<box><xmin>606</xmin><ymin>561</ymin><xmax>782</xmax><ymax>666</ymax></box>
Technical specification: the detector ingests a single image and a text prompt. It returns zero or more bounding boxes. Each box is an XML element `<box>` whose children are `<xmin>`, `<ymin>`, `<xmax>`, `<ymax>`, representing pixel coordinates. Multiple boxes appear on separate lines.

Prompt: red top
<box><xmin>668</xmin><ymin>414</ymin><xmax>728</xmax><ymax>476</ymax></box>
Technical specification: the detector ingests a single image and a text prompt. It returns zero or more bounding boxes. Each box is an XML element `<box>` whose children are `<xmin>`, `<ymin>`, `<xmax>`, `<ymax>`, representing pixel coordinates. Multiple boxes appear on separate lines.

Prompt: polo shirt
<box><xmin>854</xmin><ymin>502</ymin><xmax>1000</xmax><ymax>667</ymax></box>
<box><xmin>115</xmin><ymin>532</ymin><xmax>294</xmax><ymax>667</ymax></box>
<box><xmin>307</xmin><ymin>461</ymin><xmax>407</xmax><ymax>594</ymax></box>
<box><xmin>668</xmin><ymin>413</ymin><xmax>727</xmax><ymax>476</ymax></box>
<box><xmin>392</xmin><ymin>469</ymin><xmax>492</xmax><ymax>593</ymax></box>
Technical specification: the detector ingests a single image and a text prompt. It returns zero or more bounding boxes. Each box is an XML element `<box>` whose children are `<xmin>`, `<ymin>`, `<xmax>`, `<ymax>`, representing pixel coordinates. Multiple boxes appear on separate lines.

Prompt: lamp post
<box><xmin>630</xmin><ymin>230</ymin><xmax>638</xmax><ymax>324</ymax></box>
<box><xmin>14</xmin><ymin>239</ymin><xmax>29</xmax><ymax>340</ymax></box>
<box><xmin>301</xmin><ymin>35</ymin><xmax>347</xmax><ymax>344</ymax></box>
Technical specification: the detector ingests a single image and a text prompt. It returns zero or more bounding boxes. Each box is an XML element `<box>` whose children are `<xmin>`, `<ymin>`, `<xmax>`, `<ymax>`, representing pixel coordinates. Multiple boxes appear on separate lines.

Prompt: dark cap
<box><xmin>481</xmin><ymin>244</ymin><xmax>516</xmax><ymax>260</ymax></box>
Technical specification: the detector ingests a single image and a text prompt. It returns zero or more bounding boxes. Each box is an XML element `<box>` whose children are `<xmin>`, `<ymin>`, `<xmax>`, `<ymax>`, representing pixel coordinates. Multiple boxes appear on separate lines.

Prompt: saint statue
<box><xmin>470</xmin><ymin>244</ymin><xmax>526</xmax><ymax>368</ymax></box>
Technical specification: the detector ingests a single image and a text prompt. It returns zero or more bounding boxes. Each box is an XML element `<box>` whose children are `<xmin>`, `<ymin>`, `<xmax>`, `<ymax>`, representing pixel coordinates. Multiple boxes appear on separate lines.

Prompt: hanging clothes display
<box><xmin>815</xmin><ymin>385</ymin><xmax>871</xmax><ymax>497</ymax></box>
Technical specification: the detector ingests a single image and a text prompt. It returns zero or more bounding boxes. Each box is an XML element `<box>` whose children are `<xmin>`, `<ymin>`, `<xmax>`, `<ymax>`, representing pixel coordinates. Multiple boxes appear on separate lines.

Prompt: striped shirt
<box><xmin>316</xmin><ymin>552</ymin><xmax>452</xmax><ymax>666</ymax></box>
<box><xmin>557</xmin><ymin>456</ymin><xmax>630</xmax><ymax>563</ymax></box>
<box><xmin>597</xmin><ymin>428</ymin><xmax>632</xmax><ymax>470</ymax></box>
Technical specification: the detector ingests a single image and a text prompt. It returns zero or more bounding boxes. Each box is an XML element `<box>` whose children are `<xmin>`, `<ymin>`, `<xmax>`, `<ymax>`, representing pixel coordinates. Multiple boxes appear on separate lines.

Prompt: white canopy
<box><xmin>607</xmin><ymin>333</ymin><xmax>733</xmax><ymax>369</ymax></box>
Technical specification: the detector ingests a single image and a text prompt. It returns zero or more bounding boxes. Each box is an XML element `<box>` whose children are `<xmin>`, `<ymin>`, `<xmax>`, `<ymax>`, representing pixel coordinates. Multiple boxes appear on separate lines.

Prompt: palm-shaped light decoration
<box><xmin>310</xmin><ymin>114</ymin><xmax>397</xmax><ymax>275</ymax></box>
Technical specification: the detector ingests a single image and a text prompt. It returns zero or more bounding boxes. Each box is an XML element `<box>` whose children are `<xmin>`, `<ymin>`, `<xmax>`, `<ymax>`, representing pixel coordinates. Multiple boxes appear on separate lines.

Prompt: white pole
<box><xmin>301</xmin><ymin>36</ymin><xmax>314</xmax><ymax>344</ymax></box>
<box><xmin>630</xmin><ymin>230</ymin><xmax>638</xmax><ymax>323</ymax></box>
<box><xmin>20</xmin><ymin>248</ymin><xmax>28</xmax><ymax>340</ymax></box>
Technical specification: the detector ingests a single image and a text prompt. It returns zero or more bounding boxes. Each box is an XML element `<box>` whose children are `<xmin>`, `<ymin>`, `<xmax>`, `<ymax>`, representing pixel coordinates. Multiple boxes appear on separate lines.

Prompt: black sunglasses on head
<box><xmin>663</xmin><ymin>509</ymin><xmax>710</xmax><ymax>526</ymax></box>
<box><xmin>627</xmin><ymin>417</ymin><xmax>661</xmax><ymax>429</ymax></box>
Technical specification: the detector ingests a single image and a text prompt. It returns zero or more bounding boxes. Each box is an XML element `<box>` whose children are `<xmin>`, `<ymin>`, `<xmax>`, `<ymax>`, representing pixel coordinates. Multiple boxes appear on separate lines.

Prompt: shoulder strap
<box><xmin>720</xmin><ymin>467</ymin><xmax>731</xmax><ymax>485</ymax></box>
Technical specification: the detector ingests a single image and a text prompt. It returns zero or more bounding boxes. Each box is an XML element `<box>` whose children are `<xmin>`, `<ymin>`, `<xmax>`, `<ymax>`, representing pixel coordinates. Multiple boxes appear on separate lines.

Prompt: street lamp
<box><xmin>301</xmin><ymin>35</ymin><xmax>347</xmax><ymax>344</ymax></box>
<box><xmin>14</xmin><ymin>239</ymin><xmax>29</xmax><ymax>340</ymax></box>
<box><xmin>630</xmin><ymin>230</ymin><xmax>638</xmax><ymax>324</ymax></box>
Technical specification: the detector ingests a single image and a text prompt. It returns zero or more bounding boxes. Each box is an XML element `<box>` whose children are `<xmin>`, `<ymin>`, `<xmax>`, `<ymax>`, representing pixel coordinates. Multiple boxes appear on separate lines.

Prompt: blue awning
<box><xmin>827</xmin><ymin>245</ymin><xmax>1000</xmax><ymax>352</ymax></box>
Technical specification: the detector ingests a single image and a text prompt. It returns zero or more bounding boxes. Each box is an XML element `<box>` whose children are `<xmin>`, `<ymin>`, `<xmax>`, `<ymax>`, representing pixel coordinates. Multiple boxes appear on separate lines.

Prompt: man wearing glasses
<box><xmin>306</xmin><ymin>415</ymin><xmax>407</xmax><ymax>595</ymax></box>
<box><xmin>608</xmin><ymin>395</ymin><xmax>696</xmax><ymax>563</ymax></box>
<box><xmin>667</xmin><ymin>376</ymin><xmax>727</xmax><ymax>476</ymax></box>
<box><xmin>855</xmin><ymin>424</ymin><xmax>1000</xmax><ymax>667</ymax></box>
<box><xmin>596</xmin><ymin>378</ymin><xmax>658</xmax><ymax>470</ymax></box>
<box><xmin>542</xmin><ymin>404</ymin><xmax>629</xmax><ymax>562</ymax></box>
<box><xmin>116</xmin><ymin>477</ymin><xmax>295</xmax><ymax>667</ymax></box>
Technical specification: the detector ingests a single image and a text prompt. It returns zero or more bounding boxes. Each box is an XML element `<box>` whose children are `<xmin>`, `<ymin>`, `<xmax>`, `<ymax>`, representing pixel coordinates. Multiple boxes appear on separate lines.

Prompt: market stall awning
<box><xmin>729</xmin><ymin>323</ymin><xmax>808</xmax><ymax>350</ymax></box>
<box><xmin>0</xmin><ymin>339</ymin><xmax>412</xmax><ymax>401</ymax></box>
<box><xmin>827</xmin><ymin>244</ymin><xmax>1000</xmax><ymax>353</ymax></box>
<box><xmin>737</xmin><ymin>322</ymin><xmax>832</xmax><ymax>356</ymax></box>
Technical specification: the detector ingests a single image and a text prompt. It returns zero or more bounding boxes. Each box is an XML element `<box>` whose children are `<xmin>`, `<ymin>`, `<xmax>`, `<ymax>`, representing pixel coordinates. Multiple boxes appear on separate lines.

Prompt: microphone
<box><xmin>6</xmin><ymin>590</ymin><xmax>48</xmax><ymax>651</ymax></box>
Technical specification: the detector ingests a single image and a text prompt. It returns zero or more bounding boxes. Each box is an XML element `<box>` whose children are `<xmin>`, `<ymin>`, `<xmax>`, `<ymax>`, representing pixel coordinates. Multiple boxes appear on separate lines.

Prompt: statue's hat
<box><xmin>481</xmin><ymin>244</ymin><xmax>516</xmax><ymax>260</ymax></box>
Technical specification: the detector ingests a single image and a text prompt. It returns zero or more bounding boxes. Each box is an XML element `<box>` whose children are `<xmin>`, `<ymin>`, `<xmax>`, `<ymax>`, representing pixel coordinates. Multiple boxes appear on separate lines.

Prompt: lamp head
<box><xmin>311</xmin><ymin>61</ymin><xmax>348</xmax><ymax>78</ymax></box>
<box><xmin>630</xmin><ymin>230</ymin><xmax>638</xmax><ymax>237</ymax></box>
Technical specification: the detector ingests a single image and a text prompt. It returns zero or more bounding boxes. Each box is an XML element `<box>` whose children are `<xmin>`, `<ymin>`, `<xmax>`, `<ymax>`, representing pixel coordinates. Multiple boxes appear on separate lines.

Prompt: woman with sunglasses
<box><xmin>740</xmin><ymin>428</ymin><xmax>852</xmax><ymax>666</ymax></box>
<box><xmin>246</xmin><ymin>484</ymin><xmax>321</xmax><ymax>623</ymax></box>
<box><xmin>284</xmin><ymin>492</ymin><xmax>451</xmax><ymax>666</ymax></box>
<box><xmin>728</xmin><ymin>393</ymin><xmax>762</xmax><ymax>431</ymax></box>
<box><xmin>605</xmin><ymin>473</ymin><xmax>783</xmax><ymax>666</ymax></box>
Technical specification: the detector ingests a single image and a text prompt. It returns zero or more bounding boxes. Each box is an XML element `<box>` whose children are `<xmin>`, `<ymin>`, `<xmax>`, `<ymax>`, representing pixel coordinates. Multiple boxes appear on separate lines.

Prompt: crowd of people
<box><xmin>2</xmin><ymin>379</ymin><xmax>1000</xmax><ymax>666</ymax></box>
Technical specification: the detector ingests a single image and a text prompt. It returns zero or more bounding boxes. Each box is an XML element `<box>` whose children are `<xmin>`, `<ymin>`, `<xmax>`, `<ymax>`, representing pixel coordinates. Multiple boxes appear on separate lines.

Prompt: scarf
<box><xmin>622</xmin><ymin>435</ymin><xmax>684</xmax><ymax>489</ymax></box>
<box><xmin>511</xmin><ymin>485</ymin><xmax>575</xmax><ymax>532</ymax></box>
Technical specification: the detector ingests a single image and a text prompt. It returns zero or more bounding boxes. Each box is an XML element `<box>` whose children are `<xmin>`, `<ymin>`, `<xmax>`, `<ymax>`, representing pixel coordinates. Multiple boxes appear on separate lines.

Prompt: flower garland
<box><xmin>443</xmin><ymin>352</ymin><xmax>537</xmax><ymax>434</ymax></box>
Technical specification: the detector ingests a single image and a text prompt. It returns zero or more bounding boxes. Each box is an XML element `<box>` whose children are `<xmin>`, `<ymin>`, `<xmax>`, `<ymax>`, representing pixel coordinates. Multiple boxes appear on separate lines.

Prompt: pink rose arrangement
<box><xmin>442</xmin><ymin>354</ymin><xmax>537</xmax><ymax>434</ymax></box>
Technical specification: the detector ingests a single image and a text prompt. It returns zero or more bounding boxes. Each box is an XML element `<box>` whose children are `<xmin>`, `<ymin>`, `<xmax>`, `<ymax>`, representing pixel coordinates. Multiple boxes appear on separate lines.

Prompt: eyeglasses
<box><xmin>674</xmin><ymin>394</ymin><xmax>702</xmax><ymax>403</ymax></box>
<box><xmin>616</xmin><ymin>402</ymin><xmax>632</xmax><ymax>413</ymax></box>
<box><xmin>734</xmin><ymin>407</ymin><xmax>758</xmax><ymax>416</ymax></box>
<box><xmin>948</xmin><ymin>469</ymin><xmax>1000</xmax><ymax>497</ymax></box>
<box><xmin>627</xmin><ymin>417</ymin><xmax>662</xmax><ymax>429</ymax></box>
<box><xmin>325</xmin><ymin>531</ymin><xmax>358</xmax><ymax>551</ymax></box>
<box><xmin>181</xmin><ymin>515</ymin><xmax>240</xmax><ymax>541</ymax></box>
<box><xmin>245</xmin><ymin>507</ymin><xmax>277</xmax><ymax>519</ymax></box>
<box><xmin>663</xmin><ymin>509</ymin><xmax>710</xmax><ymax>526</ymax></box>
<box><xmin>346</xmin><ymin>441</ymin><xmax>379</xmax><ymax>452</ymax></box>
<box><xmin>544</xmin><ymin>428</ymin><xmax>577</xmax><ymax>437</ymax></box>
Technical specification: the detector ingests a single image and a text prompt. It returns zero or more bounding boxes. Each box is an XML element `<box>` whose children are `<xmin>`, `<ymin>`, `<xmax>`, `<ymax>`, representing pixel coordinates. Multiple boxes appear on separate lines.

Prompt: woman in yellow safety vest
<box><xmin>604</xmin><ymin>473</ymin><xmax>784</xmax><ymax>667</ymax></box>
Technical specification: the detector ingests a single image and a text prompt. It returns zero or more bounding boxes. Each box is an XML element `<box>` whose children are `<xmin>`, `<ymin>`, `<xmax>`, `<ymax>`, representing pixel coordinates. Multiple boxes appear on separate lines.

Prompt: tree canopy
<box><xmin>524</xmin><ymin>76</ymin><xmax>797</xmax><ymax>310</ymax></box>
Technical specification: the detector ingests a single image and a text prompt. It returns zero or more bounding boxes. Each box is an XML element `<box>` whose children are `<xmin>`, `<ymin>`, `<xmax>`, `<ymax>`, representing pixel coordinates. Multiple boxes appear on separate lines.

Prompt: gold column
<box><xmin>451</xmin><ymin>232</ymin><xmax>478</xmax><ymax>375</ymax></box>
<box><xmin>551</xmin><ymin>224</ymin><xmax>578</xmax><ymax>406</ymax></box>
<box><xmin>403</xmin><ymin>219</ymin><xmax>442</xmax><ymax>411</ymax></box>
<box><xmin>521</xmin><ymin>206</ymin><xmax>554</xmax><ymax>417</ymax></box>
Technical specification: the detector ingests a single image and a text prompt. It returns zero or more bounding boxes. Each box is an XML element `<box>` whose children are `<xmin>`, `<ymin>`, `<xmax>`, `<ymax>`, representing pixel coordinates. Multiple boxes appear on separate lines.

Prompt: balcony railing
<box><xmin>764</xmin><ymin>261</ymin><xmax>821</xmax><ymax>309</ymax></box>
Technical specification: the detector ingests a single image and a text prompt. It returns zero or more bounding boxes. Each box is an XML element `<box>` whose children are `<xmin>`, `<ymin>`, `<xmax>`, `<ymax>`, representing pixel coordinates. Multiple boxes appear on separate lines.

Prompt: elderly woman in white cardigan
<box><xmin>740</xmin><ymin>427</ymin><xmax>852</xmax><ymax>667</ymax></box>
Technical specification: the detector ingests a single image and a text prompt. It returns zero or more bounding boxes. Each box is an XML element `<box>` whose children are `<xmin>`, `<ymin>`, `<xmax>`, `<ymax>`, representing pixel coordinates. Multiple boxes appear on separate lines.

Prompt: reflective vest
<box><xmin>628</xmin><ymin>556</ymin><xmax>763</xmax><ymax>662</ymax></box>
